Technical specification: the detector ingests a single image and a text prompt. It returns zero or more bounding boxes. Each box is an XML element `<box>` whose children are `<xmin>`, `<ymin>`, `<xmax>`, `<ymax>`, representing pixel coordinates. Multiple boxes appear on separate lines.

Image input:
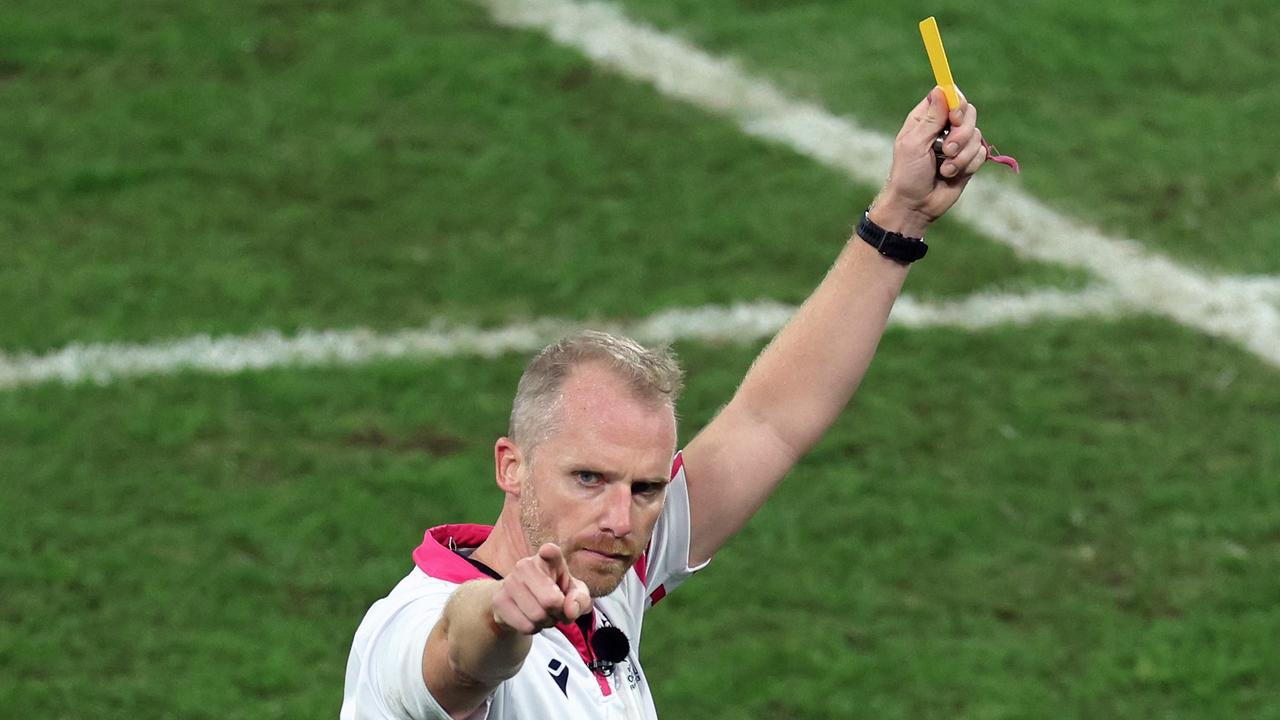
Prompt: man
<box><xmin>342</xmin><ymin>86</ymin><xmax>990</xmax><ymax>719</ymax></box>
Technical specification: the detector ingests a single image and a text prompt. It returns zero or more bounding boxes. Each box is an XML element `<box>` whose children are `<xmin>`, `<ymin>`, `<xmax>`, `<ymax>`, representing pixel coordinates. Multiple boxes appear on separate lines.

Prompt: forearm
<box><xmin>683</xmin><ymin>198</ymin><xmax>924</xmax><ymax>564</ymax></box>
<box><xmin>729</xmin><ymin>197</ymin><xmax>923</xmax><ymax>459</ymax></box>
<box><xmin>683</xmin><ymin>88</ymin><xmax>982</xmax><ymax>565</ymax></box>
<box><xmin>423</xmin><ymin>580</ymin><xmax>532</xmax><ymax>714</ymax></box>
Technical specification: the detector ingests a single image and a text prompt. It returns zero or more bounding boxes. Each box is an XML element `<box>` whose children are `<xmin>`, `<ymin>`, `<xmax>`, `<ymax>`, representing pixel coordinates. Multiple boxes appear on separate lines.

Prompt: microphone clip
<box><xmin>586</xmin><ymin>659</ymin><xmax>616</xmax><ymax>676</ymax></box>
<box><xmin>587</xmin><ymin>625</ymin><xmax>630</xmax><ymax>677</ymax></box>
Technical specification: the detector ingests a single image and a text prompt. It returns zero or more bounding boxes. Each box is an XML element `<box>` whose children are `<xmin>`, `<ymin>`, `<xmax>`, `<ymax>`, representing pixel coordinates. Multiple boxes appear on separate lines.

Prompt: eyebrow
<box><xmin>570</xmin><ymin>465</ymin><xmax>671</xmax><ymax>485</ymax></box>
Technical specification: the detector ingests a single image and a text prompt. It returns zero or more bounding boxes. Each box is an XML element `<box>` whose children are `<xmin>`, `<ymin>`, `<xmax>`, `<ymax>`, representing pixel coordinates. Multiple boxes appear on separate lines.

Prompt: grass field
<box><xmin>2</xmin><ymin>0</ymin><xmax>1278</xmax><ymax>718</ymax></box>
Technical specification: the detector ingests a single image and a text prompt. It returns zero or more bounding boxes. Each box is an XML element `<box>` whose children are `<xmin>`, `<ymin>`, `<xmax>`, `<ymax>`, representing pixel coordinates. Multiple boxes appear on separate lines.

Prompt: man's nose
<box><xmin>599</xmin><ymin>482</ymin><xmax>633</xmax><ymax>537</ymax></box>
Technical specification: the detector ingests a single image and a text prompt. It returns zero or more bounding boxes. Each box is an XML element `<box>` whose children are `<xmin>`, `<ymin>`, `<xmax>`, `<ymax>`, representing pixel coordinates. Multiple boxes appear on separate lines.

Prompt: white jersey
<box><xmin>341</xmin><ymin>453</ymin><xmax>706</xmax><ymax>720</ymax></box>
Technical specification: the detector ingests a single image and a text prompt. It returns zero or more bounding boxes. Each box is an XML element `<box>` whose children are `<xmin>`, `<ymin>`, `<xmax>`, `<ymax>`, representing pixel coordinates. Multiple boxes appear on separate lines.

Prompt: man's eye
<box><xmin>575</xmin><ymin>471</ymin><xmax>601</xmax><ymax>486</ymax></box>
<box><xmin>634</xmin><ymin>483</ymin><xmax>665</xmax><ymax>497</ymax></box>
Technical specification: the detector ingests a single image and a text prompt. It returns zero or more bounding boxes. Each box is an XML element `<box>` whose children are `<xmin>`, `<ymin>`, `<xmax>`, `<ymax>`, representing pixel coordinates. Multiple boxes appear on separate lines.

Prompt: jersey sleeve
<box><xmin>344</xmin><ymin>585</ymin><xmax>492</xmax><ymax>720</ymax></box>
<box><xmin>638</xmin><ymin>451</ymin><xmax>710</xmax><ymax>607</ymax></box>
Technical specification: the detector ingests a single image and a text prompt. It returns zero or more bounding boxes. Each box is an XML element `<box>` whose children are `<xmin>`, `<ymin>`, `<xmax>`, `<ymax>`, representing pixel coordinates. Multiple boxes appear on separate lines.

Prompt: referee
<box><xmin>342</xmin><ymin>87</ymin><xmax>990</xmax><ymax>719</ymax></box>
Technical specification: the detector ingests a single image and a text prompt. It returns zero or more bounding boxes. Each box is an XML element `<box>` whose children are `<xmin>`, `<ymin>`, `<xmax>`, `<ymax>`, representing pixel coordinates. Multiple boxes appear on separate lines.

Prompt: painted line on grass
<box><xmin>475</xmin><ymin>0</ymin><xmax>1280</xmax><ymax>367</ymax></box>
<box><xmin>0</xmin><ymin>288</ymin><xmax>1123</xmax><ymax>390</ymax></box>
<box><xmin>1222</xmin><ymin>276</ymin><xmax>1280</xmax><ymax>302</ymax></box>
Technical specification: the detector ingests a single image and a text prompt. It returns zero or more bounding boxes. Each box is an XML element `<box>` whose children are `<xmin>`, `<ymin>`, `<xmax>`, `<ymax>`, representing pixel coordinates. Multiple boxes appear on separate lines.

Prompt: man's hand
<box><xmin>422</xmin><ymin>544</ymin><xmax>592</xmax><ymax>715</ymax></box>
<box><xmin>875</xmin><ymin>86</ymin><xmax>987</xmax><ymax>236</ymax></box>
<box><xmin>491</xmin><ymin>543</ymin><xmax>592</xmax><ymax>634</ymax></box>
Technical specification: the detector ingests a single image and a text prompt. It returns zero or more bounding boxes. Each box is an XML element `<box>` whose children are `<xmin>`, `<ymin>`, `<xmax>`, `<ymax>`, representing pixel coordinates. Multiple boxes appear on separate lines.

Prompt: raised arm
<box><xmin>421</xmin><ymin>544</ymin><xmax>592</xmax><ymax>717</ymax></box>
<box><xmin>682</xmin><ymin>87</ymin><xmax>988</xmax><ymax>566</ymax></box>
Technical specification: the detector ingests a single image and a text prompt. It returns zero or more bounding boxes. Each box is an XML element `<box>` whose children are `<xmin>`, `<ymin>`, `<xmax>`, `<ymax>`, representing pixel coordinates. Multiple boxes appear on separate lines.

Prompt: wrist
<box><xmin>867</xmin><ymin>192</ymin><xmax>931</xmax><ymax>238</ymax></box>
<box><xmin>855</xmin><ymin>210</ymin><xmax>928</xmax><ymax>265</ymax></box>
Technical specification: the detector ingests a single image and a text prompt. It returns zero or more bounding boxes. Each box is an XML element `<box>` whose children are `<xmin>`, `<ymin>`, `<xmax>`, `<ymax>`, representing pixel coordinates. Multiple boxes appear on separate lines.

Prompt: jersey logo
<box><xmin>547</xmin><ymin>659</ymin><xmax>569</xmax><ymax>696</ymax></box>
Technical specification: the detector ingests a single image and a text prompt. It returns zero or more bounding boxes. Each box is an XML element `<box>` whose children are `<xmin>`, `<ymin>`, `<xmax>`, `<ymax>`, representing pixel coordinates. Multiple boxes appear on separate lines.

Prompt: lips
<box><xmin>581</xmin><ymin>548</ymin><xmax>631</xmax><ymax>563</ymax></box>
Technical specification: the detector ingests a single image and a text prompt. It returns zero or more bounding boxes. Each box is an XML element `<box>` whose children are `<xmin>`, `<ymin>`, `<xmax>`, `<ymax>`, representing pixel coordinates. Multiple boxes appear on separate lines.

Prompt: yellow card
<box><xmin>919</xmin><ymin>16</ymin><xmax>960</xmax><ymax>110</ymax></box>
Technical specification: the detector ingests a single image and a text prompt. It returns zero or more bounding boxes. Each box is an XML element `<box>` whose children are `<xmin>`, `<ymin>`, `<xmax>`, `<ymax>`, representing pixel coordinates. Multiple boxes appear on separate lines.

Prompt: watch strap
<box><xmin>856</xmin><ymin>210</ymin><xmax>928</xmax><ymax>264</ymax></box>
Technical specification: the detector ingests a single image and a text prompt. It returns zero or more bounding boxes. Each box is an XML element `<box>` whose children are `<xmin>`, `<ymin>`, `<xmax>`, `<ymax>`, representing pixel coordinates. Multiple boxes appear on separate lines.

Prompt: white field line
<box><xmin>1222</xmin><ymin>276</ymin><xmax>1280</xmax><ymax>303</ymax></box>
<box><xmin>0</xmin><ymin>288</ymin><xmax>1124</xmax><ymax>390</ymax></box>
<box><xmin>476</xmin><ymin>0</ymin><xmax>1280</xmax><ymax>367</ymax></box>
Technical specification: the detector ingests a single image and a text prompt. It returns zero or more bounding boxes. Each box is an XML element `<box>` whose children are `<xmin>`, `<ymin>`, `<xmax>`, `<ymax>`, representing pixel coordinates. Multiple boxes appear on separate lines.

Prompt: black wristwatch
<box><xmin>856</xmin><ymin>210</ymin><xmax>928</xmax><ymax>265</ymax></box>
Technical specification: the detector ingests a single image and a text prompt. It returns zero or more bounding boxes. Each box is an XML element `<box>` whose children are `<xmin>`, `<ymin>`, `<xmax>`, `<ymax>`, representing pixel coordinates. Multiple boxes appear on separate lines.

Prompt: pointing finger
<box><xmin>563</xmin><ymin>578</ymin><xmax>592</xmax><ymax>621</ymax></box>
<box><xmin>537</xmin><ymin>543</ymin><xmax>564</xmax><ymax>564</ymax></box>
<box><xmin>536</xmin><ymin>543</ymin><xmax>567</xmax><ymax>574</ymax></box>
<box><xmin>528</xmin><ymin>571</ymin><xmax>571</xmax><ymax>619</ymax></box>
<box><xmin>537</xmin><ymin>543</ymin><xmax>576</xmax><ymax>593</ymax></box>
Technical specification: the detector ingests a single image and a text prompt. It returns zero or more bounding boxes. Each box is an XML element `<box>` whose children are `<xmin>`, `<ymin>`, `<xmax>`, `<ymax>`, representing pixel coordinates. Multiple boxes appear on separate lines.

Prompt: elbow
<box><xmin>738</xmin><ymin>401</ymin><xmax>811</xmax><ymax>467</ymax></box>
<box><xmin>444</xmin><ymin>631</ymin><xmax>528</xmax><ymax>687</ymax></box>
<box><xmin>446</xmin><ymin>652</ymin><xmax>496</xmax><ymax>690</ymax></box>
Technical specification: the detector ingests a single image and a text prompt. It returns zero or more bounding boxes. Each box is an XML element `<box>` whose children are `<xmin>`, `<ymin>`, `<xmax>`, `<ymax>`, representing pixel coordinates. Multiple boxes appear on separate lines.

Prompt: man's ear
<box><xmin>494</xmin><ymin>437</ymin><xmax>525</xmax><ymax>496</ymax></box>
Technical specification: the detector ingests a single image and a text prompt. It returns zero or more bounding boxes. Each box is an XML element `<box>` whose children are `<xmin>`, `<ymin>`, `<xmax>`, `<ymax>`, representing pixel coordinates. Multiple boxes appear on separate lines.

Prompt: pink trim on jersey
<box><xmin>554</xmin><ymin>618</ymin><xmax>613</xmax><ymax>696</ymax></box>
<box><xmin>411</xmin><ymin>523</ymin><xmax>616</xmax><ymax>697</ymax></box>
<box><xmin>412</xmin><ymin>524</ymin><xmax>495</xmax><ymax>583</ymax></box>
<box><xmin>645</xmin><ymin>451</ymin><xmax>686</xmax><ymax>607</ymax></box>
<box><xmin>634</xmin><ymin>547</ymin><xmax>649</xmax><ymax>587</ymax></box>
<box><xmin>636</xmin><ymin>451</ymin><xmax>683</xmax><ymax>590</ymax></box>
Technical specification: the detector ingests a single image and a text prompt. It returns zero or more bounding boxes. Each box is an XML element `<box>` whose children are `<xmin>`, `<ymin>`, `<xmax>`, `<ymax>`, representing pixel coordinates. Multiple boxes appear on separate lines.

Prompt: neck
<box><xmin>469</xmin><ymin>506</ymin><xmax>531</xmax><ymax>576</ymax></box>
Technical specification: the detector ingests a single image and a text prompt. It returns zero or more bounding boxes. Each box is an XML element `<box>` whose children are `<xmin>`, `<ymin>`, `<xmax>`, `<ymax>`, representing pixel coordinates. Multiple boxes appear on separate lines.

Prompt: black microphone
<box><xmin>587</xmin><ymin>626</ymin><xmax>630</xmax><ymax>676</ymax></box>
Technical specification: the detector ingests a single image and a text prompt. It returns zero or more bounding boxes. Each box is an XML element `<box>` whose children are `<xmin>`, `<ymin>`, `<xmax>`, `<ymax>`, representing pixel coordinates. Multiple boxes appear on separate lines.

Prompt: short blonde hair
<box><xmin>509</xmin><ymin>331</ymin><xmax>683</xmax><ymax>451</ymax></box>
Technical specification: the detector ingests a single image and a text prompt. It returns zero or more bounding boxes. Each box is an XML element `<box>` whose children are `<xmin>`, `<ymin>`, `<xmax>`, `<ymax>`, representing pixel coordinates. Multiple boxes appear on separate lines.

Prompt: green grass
<box><xmin>654</xmin><ymin>322</ymin><xmax>1279</xmax><ymax>719</ymax></box>
<box><xmin>2</xmin><ymin>0</ymin><xmax>1278</xmax><ymax>718</ymax></box>
<box><xmin>0</xmin><ymin>0</ymin><xmax>1077</xmax><ymax>355</ymax></box>
<box><xmin>612</xmin><ymin>0</ymin><xmax>1280</xmax><ymax>275</ymax></box>
<box><xmin>2</xmin><ymin>319</ymin><xmax>1277</xmax><ymax>718</ymax></box>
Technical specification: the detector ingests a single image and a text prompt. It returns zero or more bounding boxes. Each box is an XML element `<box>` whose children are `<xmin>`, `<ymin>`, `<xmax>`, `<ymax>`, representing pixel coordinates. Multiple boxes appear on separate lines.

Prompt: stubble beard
<box><xmin>518</xmin><ymin>477</ymin><xmax>629</xmax><ymax>598</ymax></box>
<box><xmin>517</xmin><ymin>476</ymin><xmax>556</xmax><ymax>554</ymax></box>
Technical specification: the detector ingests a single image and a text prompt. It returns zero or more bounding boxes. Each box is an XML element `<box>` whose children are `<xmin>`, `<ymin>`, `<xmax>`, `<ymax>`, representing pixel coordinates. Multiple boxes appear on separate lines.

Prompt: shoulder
<box><xmin>353</xmin><ymin>569</ymin><xmax>460</xmax><ymax>648</ymax></box>
<box><xmin>344</xmin><ymin>569</ymin><xmax>471</xmax><ymax>720</ymax></box>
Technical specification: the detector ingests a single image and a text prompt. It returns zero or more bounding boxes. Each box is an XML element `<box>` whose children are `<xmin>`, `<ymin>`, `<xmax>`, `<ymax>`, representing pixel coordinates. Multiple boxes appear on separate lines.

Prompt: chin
<box><xmin>587</xmin><ymin>577</ymin><xmax>625</xmax><ymax>598</ymax></box>
<box><xmin>573</xmin><ymin>561</ymin><xmax>631</xmax><ymax>598</ymax></box>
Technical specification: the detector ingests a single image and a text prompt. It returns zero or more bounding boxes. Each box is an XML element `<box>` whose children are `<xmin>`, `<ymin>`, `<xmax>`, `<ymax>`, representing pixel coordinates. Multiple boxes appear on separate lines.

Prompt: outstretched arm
<box><xmin>682</xmin><ymin>87</ymin><xmax>988</xmax><ymax>566</ymax></box>
<box><xmin>421</xmin><ymin>544</ymin><xmax>592</xmax><ymax>717</ymax></box>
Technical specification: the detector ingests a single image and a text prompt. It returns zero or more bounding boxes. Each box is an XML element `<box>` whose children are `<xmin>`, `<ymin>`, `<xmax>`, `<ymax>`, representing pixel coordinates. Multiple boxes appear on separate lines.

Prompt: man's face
<box><xmin>517</xmin><ymin>363</ymin><xmax>677</xmax><ymax>597</ymax></box>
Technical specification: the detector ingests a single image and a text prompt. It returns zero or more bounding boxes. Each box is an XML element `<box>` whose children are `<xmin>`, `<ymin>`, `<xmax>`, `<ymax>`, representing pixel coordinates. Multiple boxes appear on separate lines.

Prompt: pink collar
<box><xmin>411</xmin><ymin>523</ymin><xmax>618</xmax><ymax>697</ymax></box>
<box><xmin>412</xmin><ymin>523</ymin><xmax>495</xmax><ymax>583</ymax></box>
